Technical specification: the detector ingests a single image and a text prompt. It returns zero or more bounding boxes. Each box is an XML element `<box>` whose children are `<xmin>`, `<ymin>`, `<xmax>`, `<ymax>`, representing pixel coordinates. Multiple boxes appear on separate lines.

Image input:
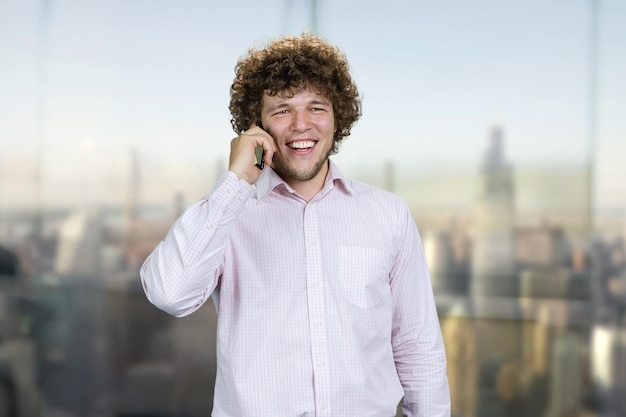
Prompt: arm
<box><xmin>140</xmin><ymin>171</ymin><xmax>254</xmax><ymax>317</ymax></box>
<box><xmin>390</xmin><ymin>206</ymin><xmax>450</xmax><ymax>417</ymax></box>
<box><xmin>141</xmin><ymin>125</ymin><xmax>275</xmax><ymax>317</ymax></box>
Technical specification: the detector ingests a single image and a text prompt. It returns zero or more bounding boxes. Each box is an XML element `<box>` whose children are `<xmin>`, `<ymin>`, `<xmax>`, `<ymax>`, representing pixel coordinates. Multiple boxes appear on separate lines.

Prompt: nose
<box><xmin>290</xmin><ymin>109</ymin><xmax>311</xmax><ymax>132</ymax></box>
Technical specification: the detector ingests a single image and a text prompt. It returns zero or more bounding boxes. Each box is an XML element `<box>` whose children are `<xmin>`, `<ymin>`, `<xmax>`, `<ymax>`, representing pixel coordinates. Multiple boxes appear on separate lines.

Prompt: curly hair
<box><xmin>229</xmin><ymin>33</ymin><xmax>362</xmax><ymax>155</ymax></box>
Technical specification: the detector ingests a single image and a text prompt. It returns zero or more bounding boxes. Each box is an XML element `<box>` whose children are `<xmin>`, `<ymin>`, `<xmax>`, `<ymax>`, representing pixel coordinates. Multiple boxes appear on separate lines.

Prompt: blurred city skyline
<box><xmin>0</xmin><ymin>0</ymin><xmax>624</xmax><ymax>213</ymax></box>
<box><xmin>0</xmin><ymin>2</ymin><xmax>625</xmax><ymax>416</ymax></box>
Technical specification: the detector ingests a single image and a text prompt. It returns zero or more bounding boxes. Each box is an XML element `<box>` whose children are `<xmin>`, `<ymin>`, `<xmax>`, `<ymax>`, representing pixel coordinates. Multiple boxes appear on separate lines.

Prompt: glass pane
<box><xmin>0</xmin><ymin>1</ymin><xmax>624</xmax><ymax>416</ymax></box>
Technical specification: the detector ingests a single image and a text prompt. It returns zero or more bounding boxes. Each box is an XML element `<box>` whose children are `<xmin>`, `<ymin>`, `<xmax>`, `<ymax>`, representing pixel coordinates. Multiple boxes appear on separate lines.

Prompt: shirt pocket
<box><xmin>337</xmin><ymin>245</ymin><xmax>391</xmax><ymax>309</ymax></box>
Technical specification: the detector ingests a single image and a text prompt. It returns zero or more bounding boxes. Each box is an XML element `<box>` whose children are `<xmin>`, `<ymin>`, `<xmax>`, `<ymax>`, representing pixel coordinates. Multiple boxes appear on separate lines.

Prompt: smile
<box><xmin>287</xmin><ymin>140</ymin><xmax>316</xmax><ymax>150</ymax></box>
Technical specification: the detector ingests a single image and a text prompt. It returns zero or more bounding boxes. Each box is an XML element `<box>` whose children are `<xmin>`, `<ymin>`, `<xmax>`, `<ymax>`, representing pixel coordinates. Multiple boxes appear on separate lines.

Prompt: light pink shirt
<box><xmin>141</xmin><ymin>161</ymin><xmax>450</xmax><ymax>417</ymax></box>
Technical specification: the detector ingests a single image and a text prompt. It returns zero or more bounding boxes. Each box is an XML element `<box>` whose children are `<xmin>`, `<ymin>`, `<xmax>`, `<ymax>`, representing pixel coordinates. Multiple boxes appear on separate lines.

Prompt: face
<box><xmin>260</xmin><ymin>88</ymin><xmax>335</xmax><ymax>187</ymax></box>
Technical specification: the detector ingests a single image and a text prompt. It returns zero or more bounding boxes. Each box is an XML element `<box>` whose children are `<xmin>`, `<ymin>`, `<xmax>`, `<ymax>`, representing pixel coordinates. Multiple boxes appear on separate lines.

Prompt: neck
<box><xmin>285</xmin><ymin>161</ymin><xmax>329</xmax><ymax>202</ymax></box>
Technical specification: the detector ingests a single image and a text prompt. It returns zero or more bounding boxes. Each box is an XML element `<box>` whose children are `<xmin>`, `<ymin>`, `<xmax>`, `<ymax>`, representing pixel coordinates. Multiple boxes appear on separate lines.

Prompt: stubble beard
<box><xmin>271</xmin><ymin>146</ymin><xmax>332</xmax><ymax>183</ymax></box>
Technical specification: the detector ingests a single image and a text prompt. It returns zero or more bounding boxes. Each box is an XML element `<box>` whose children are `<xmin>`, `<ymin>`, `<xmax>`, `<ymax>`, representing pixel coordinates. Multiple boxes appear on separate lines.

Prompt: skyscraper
<box><xmin>471</xmin><ymin>126</ymin><xmax>517</xmax><ymax>299</ymax></box>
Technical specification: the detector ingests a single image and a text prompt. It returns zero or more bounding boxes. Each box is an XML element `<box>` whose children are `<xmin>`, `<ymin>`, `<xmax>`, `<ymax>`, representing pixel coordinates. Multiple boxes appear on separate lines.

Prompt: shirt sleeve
<box><xmin>140</xmin><ymin>171</ymin><xmax>254</xmax><ymax>317</ymax></box>
<box><xmin>390</xmin><ymin>204</ymin><xmax>451</xmax><ymax>417</ymax></box>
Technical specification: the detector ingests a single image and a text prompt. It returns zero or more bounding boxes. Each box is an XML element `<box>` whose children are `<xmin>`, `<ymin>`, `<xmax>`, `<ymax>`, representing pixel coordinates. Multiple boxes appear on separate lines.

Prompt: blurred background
<box><xmin>0</xmin><ymin>0</ymin><xmax>625</xmax><ymax>416</ymax></box>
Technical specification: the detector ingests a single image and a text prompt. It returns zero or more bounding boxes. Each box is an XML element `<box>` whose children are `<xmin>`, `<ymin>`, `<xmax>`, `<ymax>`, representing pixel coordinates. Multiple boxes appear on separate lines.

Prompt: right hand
<box><xmin>228</xmin><ymin>123</ymin><xmax>276</xmax><ymax>185</ymax></box>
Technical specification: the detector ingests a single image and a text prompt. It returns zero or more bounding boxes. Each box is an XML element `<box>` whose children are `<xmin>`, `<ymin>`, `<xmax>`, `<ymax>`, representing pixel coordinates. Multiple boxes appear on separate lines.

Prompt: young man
<box><xmin>141</xmin><ymin>33</ymin><xmax>450</xmax><ymax>417</ymax></box>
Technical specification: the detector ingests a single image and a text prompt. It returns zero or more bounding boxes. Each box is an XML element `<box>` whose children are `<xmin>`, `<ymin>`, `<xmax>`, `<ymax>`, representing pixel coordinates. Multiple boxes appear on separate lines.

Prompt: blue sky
<box><xmin>0</xmin><ymin>0</ymin><xmax>624</xmax><ymax>210</ymax></box>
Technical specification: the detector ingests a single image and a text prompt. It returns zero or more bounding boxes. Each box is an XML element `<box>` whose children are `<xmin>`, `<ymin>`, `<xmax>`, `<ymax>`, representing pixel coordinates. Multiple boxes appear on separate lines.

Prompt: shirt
<box><xmin>141</xmin><ymin>160</ymin><xmax>450</xmax><ymax>417</ymax></box>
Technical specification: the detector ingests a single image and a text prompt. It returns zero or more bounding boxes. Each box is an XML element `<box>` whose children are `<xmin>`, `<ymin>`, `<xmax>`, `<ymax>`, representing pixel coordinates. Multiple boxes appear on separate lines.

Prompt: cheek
<box><xmin>324</xmin><ymin>120</ymin><xmax>336</xmax><ymax>136</ymax></box>
<box><xmin>264</xmin><ymin>124</ymin><xmax>280</xmax><ymax>139</ymax></box>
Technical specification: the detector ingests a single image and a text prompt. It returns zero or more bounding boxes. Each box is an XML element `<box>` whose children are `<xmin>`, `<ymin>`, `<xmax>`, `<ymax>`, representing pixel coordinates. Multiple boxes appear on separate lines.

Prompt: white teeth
<box><xmin>288</xmin><ymin>141</ymin><xmax>315</xmax><ymax>149</ymax></box>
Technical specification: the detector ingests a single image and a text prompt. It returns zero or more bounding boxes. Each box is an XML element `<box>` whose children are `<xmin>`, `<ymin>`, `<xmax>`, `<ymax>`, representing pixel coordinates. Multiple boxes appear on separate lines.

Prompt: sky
<box><xmin>0</xmin><ymin>0</ymin><xmax>624</xmax><ymax>212</ymax></box>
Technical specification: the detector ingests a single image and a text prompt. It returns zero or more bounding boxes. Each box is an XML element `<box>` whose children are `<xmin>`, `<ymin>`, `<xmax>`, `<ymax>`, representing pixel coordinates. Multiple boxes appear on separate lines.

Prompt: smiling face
<box><xmin>260</xmin><ymin>88</ymin><xmax>335</xmax><ymax>193</ymax></box>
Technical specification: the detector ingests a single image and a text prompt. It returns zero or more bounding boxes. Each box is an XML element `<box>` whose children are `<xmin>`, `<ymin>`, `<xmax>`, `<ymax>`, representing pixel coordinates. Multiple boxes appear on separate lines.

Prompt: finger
<box><xmin>245</xmin><ymin>121</ymin><xmax>264</xmax><ymax>136</ymax></box>
<box><xmin>263</xmin><ymin>143</ymin><xmax>275</xmax><ymax>167</ymax></box>
<box><xmin>241</xmin><ymin>124</ymin><xmax>267</xmax><ymax>142</ymax></box>
<box><xmin>245</xmin><ymin>124</ymin><xmax>275</xmax><ymax>152</ymax></box>
<box><xmin>259</xmin><ymin>134</ymin><xmax>276</xmax><ymax>166</ymax></box>
<box><xmin>252</xmin><ymin>138</ymin><xmax>274</xmax><ymax>170</ymax></box>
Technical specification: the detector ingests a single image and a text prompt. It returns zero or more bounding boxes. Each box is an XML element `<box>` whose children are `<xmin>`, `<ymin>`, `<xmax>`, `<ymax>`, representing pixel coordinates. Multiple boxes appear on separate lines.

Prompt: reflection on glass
<box><xmin>0</xmin><ymin>1</ymin><xmax>624</xmax><ymax>416</ymax></box>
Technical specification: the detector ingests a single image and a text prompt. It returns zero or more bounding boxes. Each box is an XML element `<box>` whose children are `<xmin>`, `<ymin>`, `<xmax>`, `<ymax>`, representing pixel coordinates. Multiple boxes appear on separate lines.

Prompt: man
<box><xmin>141</xmin><ymin>33</ymin><xmax>450</xmax><ymax>417</ymax></box>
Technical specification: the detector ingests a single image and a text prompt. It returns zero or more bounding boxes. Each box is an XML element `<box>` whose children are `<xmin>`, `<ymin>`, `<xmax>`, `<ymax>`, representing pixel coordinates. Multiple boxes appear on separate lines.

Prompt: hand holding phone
<box><xmin>228</xmin><ymin>122</ymin><xmax>275</xmax><ymax>185</ymax></box>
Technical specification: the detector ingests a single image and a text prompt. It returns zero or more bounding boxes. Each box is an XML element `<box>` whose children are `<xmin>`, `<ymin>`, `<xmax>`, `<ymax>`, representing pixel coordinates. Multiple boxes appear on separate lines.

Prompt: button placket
<box><xmin>303</xmin><ymin>204</ymin><xmax>332</xmax><ymax>416</ymax></box>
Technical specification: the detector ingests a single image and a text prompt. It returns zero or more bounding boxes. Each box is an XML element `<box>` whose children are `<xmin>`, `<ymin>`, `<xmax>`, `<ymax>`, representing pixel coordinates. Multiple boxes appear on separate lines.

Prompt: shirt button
<box><xmin>206</xmin><ymin>222</ymin><xmax>213</xmax><ymax>230</ymax></box>
<box><xmin>238</xmin><ymin>194</ymin><xmax>243</xmax><ymax>201</ymax></box>
<box><xmin>227</xmin><ymin>187</ymin><xmax>234</xmax><ymax>194</ymax></box>
<box><xmin>320</xmin><ymin>403</ymin><xmax>327</xmax><ymax>410</ymax></box>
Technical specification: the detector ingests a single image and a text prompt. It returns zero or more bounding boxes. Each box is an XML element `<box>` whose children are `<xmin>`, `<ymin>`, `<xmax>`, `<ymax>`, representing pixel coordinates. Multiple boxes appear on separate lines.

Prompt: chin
<box><xmin>274</xmin><ymin>159</ymin><xmax>327</xmax><ymax>182</ymax></box>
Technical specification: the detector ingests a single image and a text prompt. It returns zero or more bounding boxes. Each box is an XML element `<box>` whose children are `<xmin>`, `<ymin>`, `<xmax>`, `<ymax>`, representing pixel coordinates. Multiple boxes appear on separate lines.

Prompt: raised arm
<box><xmin>141</xmin><ymin>125</ymin><xmax>275</xmax><ymax>317</ymax></box>
<box><xmin>140</xmin><ymin>172</ymin><xmax>254</xmax><ymax>317</ymax></box>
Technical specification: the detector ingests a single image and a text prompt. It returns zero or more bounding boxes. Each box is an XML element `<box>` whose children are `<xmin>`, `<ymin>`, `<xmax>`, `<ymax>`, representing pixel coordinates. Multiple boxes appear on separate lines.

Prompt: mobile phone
<box><xmin>255</xmin><ymin>121</ymin><xmax>265</xmax><ymax>170</ymax></box>
<box><xmin>254</xmin><ymin>146</ymin><xmax>265</xmax><ymax>170</ymax></box>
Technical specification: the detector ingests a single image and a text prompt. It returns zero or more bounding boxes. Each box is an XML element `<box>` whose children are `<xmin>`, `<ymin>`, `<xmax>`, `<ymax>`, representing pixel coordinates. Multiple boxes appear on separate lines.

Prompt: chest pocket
<box><xmin>337</xmin><ymin>245</ymin><xmax>391</xmax><ymax>309</ymax></box>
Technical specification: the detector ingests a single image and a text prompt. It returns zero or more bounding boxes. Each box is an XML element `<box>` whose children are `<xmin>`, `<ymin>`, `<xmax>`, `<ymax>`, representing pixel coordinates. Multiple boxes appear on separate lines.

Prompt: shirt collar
<box><xmin>255</xmin><ymin>159</ymin><xmax>354</xmax><ymax>201</ymax></box>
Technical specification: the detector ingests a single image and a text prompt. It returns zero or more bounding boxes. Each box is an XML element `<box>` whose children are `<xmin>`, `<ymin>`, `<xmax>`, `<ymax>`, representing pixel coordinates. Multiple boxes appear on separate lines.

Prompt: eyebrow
<box><xmin>264</xmin><ymin>98</ymin><xmax>331</xmax><ymax>113</ymax></box>
<box><xmin>264</xmin><ymin>103</ymin><xmax>289</xmax><ymax>113</ymax></box>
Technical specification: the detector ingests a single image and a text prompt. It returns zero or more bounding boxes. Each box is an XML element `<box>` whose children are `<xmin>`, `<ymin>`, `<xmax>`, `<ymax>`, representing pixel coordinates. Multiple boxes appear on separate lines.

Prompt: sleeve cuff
<box><xmin>206</xmin><ymin>171</ymin><xmax>255</xmax><ymax>218</ymax></box>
